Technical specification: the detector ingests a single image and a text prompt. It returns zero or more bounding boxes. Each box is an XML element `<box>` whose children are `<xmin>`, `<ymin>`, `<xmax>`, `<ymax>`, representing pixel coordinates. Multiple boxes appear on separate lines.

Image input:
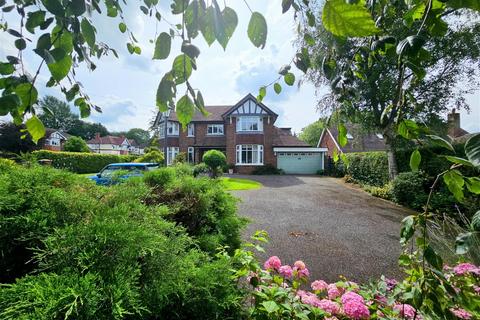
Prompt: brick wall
<box><xmin>319</xmin><ymin>129</ymin><xmax>339</xmax><ymax>157</ymax></box>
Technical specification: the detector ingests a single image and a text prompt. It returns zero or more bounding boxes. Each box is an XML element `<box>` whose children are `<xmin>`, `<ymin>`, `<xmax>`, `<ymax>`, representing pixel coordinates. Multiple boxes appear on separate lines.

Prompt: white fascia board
<box><xmin>273</xmin><ymin>147</ymin><xmax>328</xmax><ymax>152</ymax></box>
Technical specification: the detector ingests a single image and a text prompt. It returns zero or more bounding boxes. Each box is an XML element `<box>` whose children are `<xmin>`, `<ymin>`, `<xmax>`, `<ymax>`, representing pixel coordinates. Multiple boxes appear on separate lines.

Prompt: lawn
<box><xmin>221</xmin><ymin>177</ymin><xmax>262</xmax><ymax>191</ymax></box>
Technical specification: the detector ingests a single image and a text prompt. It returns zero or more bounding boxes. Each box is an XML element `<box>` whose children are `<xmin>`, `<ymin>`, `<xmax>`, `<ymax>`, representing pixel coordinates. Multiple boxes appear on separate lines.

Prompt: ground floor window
<box><xmin>187</xmin><ymin>147</ymin><xmax>194</xmax><ymax>163</ymax></box>
<box><xmin>167</xmin><ymin>147</ymin><xmax>179</xmax><ymax>165</ymax></box>
<box><xmin>236</xmin><ymin>144</ymin><xmax>263</xmax><ymax>165</ymax></box>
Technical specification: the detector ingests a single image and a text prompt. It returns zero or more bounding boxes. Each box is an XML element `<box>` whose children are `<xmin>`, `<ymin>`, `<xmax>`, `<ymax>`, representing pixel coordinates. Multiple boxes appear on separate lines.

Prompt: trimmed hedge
<box><xmin>342</xmin><ymin>152</ymin><xmax>389</xmax><ymax>186</ymax></box>
<box><xmin>32</xmin><ymin>150</ymin><xmax>137</xmax><ymax>173</ymax></box>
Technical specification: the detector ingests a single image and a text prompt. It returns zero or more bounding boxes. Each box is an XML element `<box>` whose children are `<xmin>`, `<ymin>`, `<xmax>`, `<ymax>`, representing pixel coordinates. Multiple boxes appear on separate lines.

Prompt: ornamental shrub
<box><xmin>32</xmin><ymin>150</ymin><xmax>137</xmax><ymax>173</ymax></box>
<box><xmin>343</xmin><ymin>152</ymin><xmax>389</xmax><ymax>186</ymax></box>
<box><xmin>364</xmin><ymin>183</ymin><xmax>393</xmax><ymax>200</ymax></box>
<box><xmin>391</xmin><ymin>171</ymin><xmax>429</xmax><ymax>210</ymax></box>
<box><xmin>0</xmin><ymin>158</ymin><xmax>16</xmax><ymax>172</ymax></box>
<box><xmin>202</xmin><ymin>149</ymin><xmax>226</xmax><ymax>178</ymax></box>
<box><xmin>193</xmin><ymin>162</ymin><xmax>209</xmax><ymax>177</ymax></box>
<box><xmin>143</xmin><ymin>166</ymin><xmax>177</xmax><ymax>189</ymax></box>
<box><xmin>63</xmin><ymin>136</ymin><xmax>90</xmax><ymax>152</ymax></box>
<box><xmin>134</xmin><ymin>149</ymin><xmax>164</xmax><ymax>163</ymax></box>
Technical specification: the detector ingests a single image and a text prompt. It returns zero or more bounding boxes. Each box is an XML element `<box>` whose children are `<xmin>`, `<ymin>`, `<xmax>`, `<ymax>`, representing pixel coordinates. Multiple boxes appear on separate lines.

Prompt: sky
<box><xmin>0</xmin><ymin>0</ymin><xmax>479</xmax><ymax>134</ymax></box>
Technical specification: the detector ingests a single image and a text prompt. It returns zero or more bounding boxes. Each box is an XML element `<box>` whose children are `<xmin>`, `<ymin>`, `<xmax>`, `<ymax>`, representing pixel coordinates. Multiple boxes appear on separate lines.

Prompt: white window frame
<box><xmin>187</xmin><ymin>147</ymin><xmax>194</xmax><ymax>163</ymax></box>
<box><xmin>187</xmin><ymin>123</ymin><xmax>195</xmax><ymax>137</ymax></box>
<box><xmin>236</xmin><ymin>144</ymin><xmax>264</xmax><ymax>165</ymax></box>
<box><xmin>346</xmin><ymin>133</ymin><xmax>353</xmax><ymax>139</ymax></box>
<box><xmin>158</xmin><ymin>122</ymin><xmax>165</xmax><ymax>138</ymax></box>
<box><xmin>167</xmin><ymin>122</ymin><xmax>179</xmax><ymax>136</ymax></box>
<box><xmin>167</xmin><ymin>147</ymin><xmax>179</xmax><ymax>165</ymax></box>
<box><xmin>207</xmin><ymin>124</ymin><xmax>224</xmax><ymax>135</ymax></box>
<box><xmin>237</xmin><ymin>116</ymin><xmax>263</xmax><ymax>132</ymax></box>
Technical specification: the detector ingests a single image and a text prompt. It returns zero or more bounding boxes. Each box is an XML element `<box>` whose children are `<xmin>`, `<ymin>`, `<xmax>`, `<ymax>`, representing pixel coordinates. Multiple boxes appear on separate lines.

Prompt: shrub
<box><xmin>32</xmin><ymin>150</ymin><xmax>137</xmax><ymax>173</ymax></box>
<box><xmin>143</xmin><ymin>167</ymin><xmax>177</xmax><ymax>189</ymax></box>
<box><xmin>364</xmin><ymin>183</ymin><xmax>393</xmax><ymax>200</ymax></box>
<box><xmin>0</xmin><ymin>158</ymin><xmax>16</xmax><ymax>172</ymax></box>
<box><xmin>63</xmin><ymin>136</ymin><xmax>90</xmax><ymax>152</ymax></box>
<box><xmin>252</xmin><ymin>164</ymin><xmax>284</xmax><ymax>175</ymax></box>
<box><xmin>173</xmin><ymin>162</ymin><xmax>194</xmax><ymax>176</ymax></box>
<box><xmin>193</xmin><ymin>162</ymin><xmax>209</xmax><ymax>177</ymax></box>
<box><xmin>202</xmin><ymin>150</ymin><xmax>226</xmax><ymax>178</ymax></box>
<box><xmin>173</xmin><ymin>151</ymin><xmax>187</xmax><ymax>164</ymax></box>
<box><xmin>134</xmin><ymin>149</ymin><xmax>164</xmax><ymax>163</ymax></box>
<box><xmin>343</xmin><ymin>152</ymin><xmax>389</xmax><ymax>186</ymax></box>
<box><xmin>391</xmin><ymin>171</ymin><xmax>429</xmax><ymax>210</ymax></box>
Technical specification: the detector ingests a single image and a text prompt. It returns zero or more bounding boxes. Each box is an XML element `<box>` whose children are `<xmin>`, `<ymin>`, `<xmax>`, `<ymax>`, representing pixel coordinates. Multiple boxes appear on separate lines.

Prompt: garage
<box><xmin>274</xmin><ymin>148</ymin><xmax>327</xmax><ymax>174</ymax></box>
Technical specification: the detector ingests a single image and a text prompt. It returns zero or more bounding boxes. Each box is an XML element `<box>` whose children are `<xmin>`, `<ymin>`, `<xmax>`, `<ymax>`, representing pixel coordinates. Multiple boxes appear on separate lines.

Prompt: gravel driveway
<box><xmin>232</xmin><ymin>175</ymin><xmax>411</xmax><ymax>283</ymax></box>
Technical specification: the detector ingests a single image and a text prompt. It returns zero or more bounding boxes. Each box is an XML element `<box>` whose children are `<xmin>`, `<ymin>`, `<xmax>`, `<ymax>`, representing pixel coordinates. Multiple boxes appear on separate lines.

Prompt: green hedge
<box><xmin>32</xmin><ymin>150</ymin><xmax>137</xmax><ymax>173</ymax></box>
<box><xmin>342</xmin><ymin>152</ymin><xmax>389</xmax><ymax>187</ymax></box>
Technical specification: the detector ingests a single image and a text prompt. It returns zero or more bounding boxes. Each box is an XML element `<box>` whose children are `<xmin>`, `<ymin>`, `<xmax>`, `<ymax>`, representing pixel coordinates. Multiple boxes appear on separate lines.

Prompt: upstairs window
<box><xmin>167</xmin><ymin>122</ymin><xmax>179</xmax><ymax>136</ymax></box>
<box><xmin>237</xmin><ymin>116</ymin><xmax>263</xmax><ymax>132</ymax></box>
<box><xmin>207</xmin><ymin>124</ymin><xmax>224</xmax><ymax>135</ymax></box>
<box><xmin>187</xmin><ymin>123</ymin><xmax>195</xmax><ymax>137</ymax></box>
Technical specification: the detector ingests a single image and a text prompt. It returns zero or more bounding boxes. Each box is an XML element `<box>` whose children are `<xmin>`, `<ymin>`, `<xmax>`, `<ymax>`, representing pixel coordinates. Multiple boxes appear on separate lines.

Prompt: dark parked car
<box><xmin>89</xmin><ymin>163</ymin><xmax>159</xmax><ymax>185</ymax></box>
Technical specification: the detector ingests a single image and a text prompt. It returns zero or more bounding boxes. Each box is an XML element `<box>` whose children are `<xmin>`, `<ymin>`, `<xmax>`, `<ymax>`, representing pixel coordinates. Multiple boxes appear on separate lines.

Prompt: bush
<box><xmin>173</xmin><ymin>152</ymin><xmax>187</xmax><ymax>164</ymax></box>
<box><xmin>134</xmin><ymin>149</ymin><xmax>164</xmax><ymax>163</ymax></box>
<box><xmin>343</xmin><ymin>152</ymin><xmax>389</xmax><ymax>187</ymax></box>
<box><xmin>63</xmin><ymin>136</ymin><xmax>90</xmax><ymax>152</ymax></box>
<box><xmin>364</xmin><ymin>183</ymin><xmax>393</xmax><ymax>200</ymax></box>
<box><xmin>144</xmin><ymin>167</ymin><xmax>177</xmax><ymax>189</ymax></box>
<box><xmin>32</xmin><ymin>150</ymin><xmax>137</xmax><ymax>173</ymax></box>
<box><xmin>202</xmin><ymin>150</ymin><xmax>226</xmax><ymax>178</ymax></box>
<box><xmin>0</xmin><ymin>158</ymin><xmax>16</xmax><ymax>172</ymax></box>
<box><xmin>193</xmin><ymin>162</ymin><xmax>209</xmax><ymax>177</ymax></box>
<box><xmin>391</xmin><ymin>171</ymin><xmax>429</xmax><ymax>210</ymax></box>
<box><xmin>252</xmin><ymin>164</ymin><xmax>284</xmax><ymax>175</ymax></box>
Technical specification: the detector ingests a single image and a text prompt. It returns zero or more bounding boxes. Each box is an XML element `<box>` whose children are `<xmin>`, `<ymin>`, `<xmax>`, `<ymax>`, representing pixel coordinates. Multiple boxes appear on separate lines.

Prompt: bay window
<box><xmin>237</xmin><ymin>116</ymin><xmax>263</xmax><ymax>132</ymax></box>
<box><xmin>167</xmin><ymin>122</ymin><xmax>179</xmax><ymax>136</ymax></box>
<box><xmin>236</xmin><ymin>145</ymin><xmax>264</xmax><ymax>165</ymax></box>
<box><xmin>167</xmin><ymin>147</ymin><xmax>179</xmax><ymax>165</ymax></box>
<box><xmin>207</xmin><ymin>124</ymin><xmax>224</xmax><ymax>135</ymax></box>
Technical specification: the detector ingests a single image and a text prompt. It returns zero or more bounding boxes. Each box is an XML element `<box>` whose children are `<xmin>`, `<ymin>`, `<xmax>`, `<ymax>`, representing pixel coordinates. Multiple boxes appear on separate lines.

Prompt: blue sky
<box><xmin>0</xmin><ymin>0</ymin><xmax>479</xmax><ymax>134</ymax></box>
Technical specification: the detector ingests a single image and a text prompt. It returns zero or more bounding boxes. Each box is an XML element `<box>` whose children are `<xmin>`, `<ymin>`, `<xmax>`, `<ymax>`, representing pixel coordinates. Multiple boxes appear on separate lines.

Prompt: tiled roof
<box><xmin>168</xmin><ymin>105</ymin><xmax>231</xmax><ymax>122</ymax></box>
<box><xmin>87</xmin><ymin>135</ymin><xmax>128</xmax><ymax>145</ymax></box>
<box><xmin>45</xmin><ymin>128</ymin><xmax>71</xmax><ymax>139</ymax></box>
<box><xmin>272</xmin><ymin>127</ymin><xmax>310</xmax><ymax>147</ymax></box>
<box><xmin>327</xmin><ymin>124</ymin><xmax>387</xmax><ymax>153</ymax></box>
<box><xmin>448</xmin><ymin>127</ymin><xmax>469</xmax><ymax>139</ymax></box>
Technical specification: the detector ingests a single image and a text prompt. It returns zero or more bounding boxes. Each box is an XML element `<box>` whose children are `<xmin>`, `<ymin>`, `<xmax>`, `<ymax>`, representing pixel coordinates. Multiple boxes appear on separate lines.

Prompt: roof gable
<box><xmin>222</xmin><ymin>94</ymin><xmax>278</xmax><ymax>118</ymax></box>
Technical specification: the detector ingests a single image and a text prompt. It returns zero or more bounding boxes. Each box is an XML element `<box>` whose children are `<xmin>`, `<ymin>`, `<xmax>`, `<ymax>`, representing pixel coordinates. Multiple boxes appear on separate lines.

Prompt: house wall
<box><xmin>319</xmin><ymin>130</ymin><xmax>339</xmax><ymax>157</ymax></box>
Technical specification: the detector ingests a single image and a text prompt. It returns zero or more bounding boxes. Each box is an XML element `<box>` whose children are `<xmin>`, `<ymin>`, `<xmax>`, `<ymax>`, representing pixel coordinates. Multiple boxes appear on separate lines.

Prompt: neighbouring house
<box><xmin>41</xmin><ymin>128</ymin><xmax>72</xmax><ymax>151</ymax></box>
<box><xmin>152</xmin><ymin>93</ymin><xmax>327</xmax><ymax>174</ymax></box>
<box><xmin>86</xmin><ymin>134</ymin><xmax>145</xmax><ymax>155</ymax></box>
<box><xmin>317</xmin><ymin>123</ymin><xmax>386</xmax><ymax>157</ymax></box>
<box><xmin>447</xmin><ymin>108</ymin><xmax>470</xmax><ymax>142</ymax></box>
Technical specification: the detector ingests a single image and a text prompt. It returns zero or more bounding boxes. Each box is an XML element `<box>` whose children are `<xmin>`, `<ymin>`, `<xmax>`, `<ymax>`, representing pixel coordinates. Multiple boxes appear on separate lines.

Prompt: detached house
<box><xmin>87</xmin><ymin>134</ymin><xmax>144</xmax><ymax>155</ymax></box>
<box><xmin>41</xmin><ymin>128</ymin><xmax>72</xmax><ymax>151</ymax></box>
<box><xmin>153</xmin><ymin>94</ymin><xmax>326</xmax><ymax>174</ymax></box>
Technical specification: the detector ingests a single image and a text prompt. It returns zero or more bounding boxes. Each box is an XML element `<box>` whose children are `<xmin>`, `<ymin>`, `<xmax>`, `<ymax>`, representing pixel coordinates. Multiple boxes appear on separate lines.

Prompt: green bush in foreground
<box><xmin>391</xmin><ymin>171</ymin><xmax>428</xmax><ymax>210</ymax></box>
<box><xmin>32</xmin><ymin>150</ymin><xmax>137</xmax><ymax>173</ymax></box>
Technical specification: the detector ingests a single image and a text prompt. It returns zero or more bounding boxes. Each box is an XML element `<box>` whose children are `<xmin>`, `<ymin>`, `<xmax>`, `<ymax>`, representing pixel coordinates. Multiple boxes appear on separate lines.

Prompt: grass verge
<box><xmin>221</xmin><ymin>177</ymin><xmax>262</xmax><ymax>191</ymax></box>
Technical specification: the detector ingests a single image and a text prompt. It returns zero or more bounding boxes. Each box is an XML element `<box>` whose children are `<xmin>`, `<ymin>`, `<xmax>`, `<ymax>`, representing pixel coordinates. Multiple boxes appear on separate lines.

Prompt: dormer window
<box><xmin>237</xmin><ymin>116</ymin><xmax>263</xmax><ymax>132</ymax></box>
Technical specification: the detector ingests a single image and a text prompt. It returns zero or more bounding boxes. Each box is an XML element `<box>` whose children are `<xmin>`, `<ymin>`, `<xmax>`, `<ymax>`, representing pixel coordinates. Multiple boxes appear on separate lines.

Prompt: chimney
<box><xmin>95</xmin><ymin>132</ymin><xmax>100</xmax><ymax>140</ymax></box>
<box><xmin>447</xmin><ymin>108</ymin><xmax>460</xmax><ymax>137</ymax></box>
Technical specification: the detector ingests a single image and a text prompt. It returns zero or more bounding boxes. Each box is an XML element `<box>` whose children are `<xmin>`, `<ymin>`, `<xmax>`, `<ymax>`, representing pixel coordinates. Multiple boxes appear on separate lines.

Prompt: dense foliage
<box><xmin>299</xmin><ymin>120</ymin><xmax>325</xmax><ymax>146</ymax></box>
<box><xmin>203</xmin><ymin>149</ymin><xmax>227</xmax><ymax>178</ymax></box>
<box><xmin>32</xmin><ymin>150</ymin><xmax>136</xmax><ymax>173</ymax></box>
<box><xmin>63</xmin><ymin>136</ymin><xmax>90</xmax><ymax>152</ymax></box>
<box><xmin>0</xmin><ymin>164</ymin><xmax>246</xmax><ymax>319</ymax></box>
<box><xmin>0</xmin><ymin>122</ymin><xmax>40</xmax><ymax>154</ymax></box>
<box><xmin>134</xmin><ymin>147</ymin><xmax>164</xmax><ymax>164</ymax></box>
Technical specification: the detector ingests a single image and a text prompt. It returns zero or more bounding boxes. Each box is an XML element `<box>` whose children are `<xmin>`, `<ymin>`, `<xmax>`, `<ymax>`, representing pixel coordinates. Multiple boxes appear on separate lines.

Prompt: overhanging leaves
<box><xmin>247</xmin><ymin>12</ymin><xmax>267</xmax><ymax>49</ymax></box>
<box><xmin>322</xmin><ymin>0</ymin><xmax>380</xmax><ymax>37</ymax></box>
<box><xmin>465</xmin><ymin>133</ymin><xmax>480</xmax><ymax>167</ymax></box>
<box><xmin>410</xmin><ymin>149</ymin><xmax>421</xmax><ymax>172</ymax></box>
<box><xmin>176</xmin><ymin>94</ymin><xmax>195</xmax><ymax>127</ymax></box>
<box><xmin>25</xmin><ymin>115</ymin><xmax>46</xmax><ymax>143</ymax></box>
<box><xmin>443</xmin><ymin>169</ymin><xmax>464</xmax><ymax>202</ymax></box>
<box><xmin>153</xmin><ymin>32</ymin><xmax>171</xmax><ymax>60</ymax></box>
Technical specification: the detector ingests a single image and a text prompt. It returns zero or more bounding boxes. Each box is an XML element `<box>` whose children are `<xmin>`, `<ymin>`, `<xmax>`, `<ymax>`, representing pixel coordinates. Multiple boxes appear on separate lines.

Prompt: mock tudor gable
<box><xmin>222</xmin><ymin>94</ymin><xmax>277</xmax><ymax>120</ymax></box>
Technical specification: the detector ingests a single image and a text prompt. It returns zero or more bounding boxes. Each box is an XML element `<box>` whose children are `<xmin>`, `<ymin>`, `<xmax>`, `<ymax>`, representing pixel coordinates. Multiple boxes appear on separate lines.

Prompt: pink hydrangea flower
<box><xmin>450</xmin><ymin>308</ymin><xmax>472</xmax><ymax>319</ymax></box>
<box><xmin>297</xmin><ymin>267</ymin><xmax>310</xmax><ymax>278</ymax></box>
<box><xmin>385</xmin><ymin>278</ymin><xmax>398</xmax><ymax>291</ymax></box>
<box><xmin>317</xmin><ymin>299</ymin><xmax>341</xmax><ymax>314</ymax></box>
<box><xmin>327</xmin><ymin>284</ymin><xmax>342</xmax><ymax>299</ymax></box>
<box><xmin>343</xmin><ymin>300</ymin><xmax>370</xmax><ymax>319</ymax></box>
<box><xmin>374</xmin><ymin>295</ymin><xmax>388</xmax><ymax>305</ymax></box>
<box><xmin>325</xmin><ymin>317</ymin><xmax>339</xmax><ymax>320</ymax></box>
<box><xmin>294</xmin><ymin>260</ymin><xmax>306</xmax><ymax>270</ymax></box>
<box><xmin>453</xmin><ymin>263</ymin><xmax>480</xmax><ymax>276</ymax></box>
<box><xmin>393</xmin><ymin>304</ymin><xmax>418</xmax><ymax>319</ymax></box>
<box><xmin>279</xmin><ymin>265</ymin><xmax>293</xmax><ymax>278</ymax></box>
<box><xmin>264</xmin><ymin>256</ymin><xmax>281</xmax><ymax>271</ymax></box>
<box><xmin>474</xmin><ymin>285</ymin><xmax>480</xmax><ymax>294</ymax></box>
<box><xmin>298</xmin><ymin>291</ymin><xmax>321</xmax><ymax>307</ymax></box>
<box><xmin>341</xmin><ymin>291</ymin><xmax>365</xmax><ymax>304</ymax></box>
<box><xmin>311</xmin><ymin>280</ymin><xmax>329</xmax><ymax>291</ymax></box>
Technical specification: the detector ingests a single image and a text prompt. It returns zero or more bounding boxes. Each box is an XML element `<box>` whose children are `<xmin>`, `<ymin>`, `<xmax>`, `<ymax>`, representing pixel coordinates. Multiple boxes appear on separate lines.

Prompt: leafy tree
<box><xmin>38</xmin><ymin>96</ymin><xmax>78</xmax><ymax>131</ymax></box>
<box><xmin>202</xmin><ymin>150</ymin><xmax>226</xmax><ymax>178</ymax></box>
<box><xmin>296</xmin><ymin>1</ymin><xmax>480</xmax><ymax>179</ymax></box>
<box><xmin>67</xmin><ymin>121</ymin><xmax>109</xmax><ymax>141</ymax></box>
<box><xmin>63</xmin><ymin>136</ymin><xmax>90</xmax><ymax>153</ymax></box>
<box><xmin>112</xmin><ymin>128</ymin><xmax>150</xmax><ymax>145</ymax></box>
<box><xmin>298</xmin><ymin>120</ymin><xmax>325</xmax><ymax>146</ymax></box>
<box><xmin>134</xmin><ymin>149</ymin><xmax>164</xmax><ymax>164</ymax></box>
<box><xmin>0</xmin><ymin>122</ymin><xmax>39</xmax><ymax>154</ymax></box>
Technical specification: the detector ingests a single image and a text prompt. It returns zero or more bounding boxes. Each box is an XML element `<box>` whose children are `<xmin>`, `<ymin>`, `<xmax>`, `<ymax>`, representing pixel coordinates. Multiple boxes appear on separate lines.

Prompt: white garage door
<box><xmin>277</xmin><ymin>152</ymin><xmax>323</xmax><ymax>174</ymax></box>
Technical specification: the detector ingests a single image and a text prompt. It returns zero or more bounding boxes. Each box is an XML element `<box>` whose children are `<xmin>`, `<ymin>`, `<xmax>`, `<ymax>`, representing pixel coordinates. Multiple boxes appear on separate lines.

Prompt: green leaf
<box><xmin>52</xmin><ymin>28</ymin><xmax>73</xmax><ymax>54</ymax></box>
<box><xmin>41</xmin><ymin>0</ymin><xmax>64</xmax><ymax>15</ymax></box>
<box><xmin>338</xmin><ymin>123</ymin><xmax>348</xmax><ymax>147</ymax></box>
<box><xmin>400</xmin><ymin>215</ymin><xmax>415</xmax><ymax>245</ymax></box>
<box><xmin>195</xmin><ymin>91</ymin><xmax>207</xmax><ymax>115</ymax></box>
<box><xmin>25</xmin><ymin>115</ymin><xmax>46</xmax><ymax>143</ymax></box>
<box><xmin>0</xmin><ymin>94</ymin><xmax>21</xmax><ymax>116</ymax></box>
<box><xmin>15</xmin><ymin>38</ymin><xmax>27</xmax><ymax>50</ymax></box>
<box><xmin>15</xmin><ymin>83</ymin><xmax>38</xmax><ymax>112</ymax></box>
<box><xmin>282</xmin><ymin>0</ymin><xmax>294</xmax><ymax>13</ymax></box>
<box><xmin>184</xmin><ymin>0</ymin><xmax>198</xmax><ymax>38</ymax></box>
<box><xmin>47</xmin><ymin>48</ymin><xmax>72</xmax><ymax>81</ymax></box>
<box><xmin>465</xmin><ymin>133</ymin><xmax>480</xmax><ymax>167</ymax></box>
<box><xmin>0</xmin><ymin>62</ymin><xmax>15</xmax><ymax>75</ymax></box>
<box><xmin>284</xmin><ymin>72</ymin><xmax>295</xmax><ymax>86</ymax></box>
<box><xmin>455</xmin><ymin>232</ymin><xmax>474</xmax><ymax>255</ymax></box>
<box><xmin>262</xmin><ymin>301</ymin><xmax>279</xmax><ymax>314</ymax></box>
<box><xmin>220</xmin><ymin>7</ymin><xmax>238</xmax><ymax>49</ymax></box>
<box><xmin>176</xmin><ymin>94</ymin><xmax>195</xmax><ymax>128</ymax></box>
<box><xmin>465</xmin><ymin>177</ymin><xmax>480</xmax><ymax>194</ymax></box>
<box><xmin>119</xmin><ymin>22</ymin><xmax>127</xmax><ymax>33</ymax></box>
<box><xmin>156</xmin><ymin>73</ymin><xmax>176</xmax><ymax>111</ymax></box>
<box><xmin>426</xmin><ymin>135</ymin><xmax>454</xmax><ymax>152</ymax></box>
<box><xmin>81</xmin><ymin>18</ymin><xmax>96</xmax><ymax>48</ymax></box>
<box><xmin>278</xmin><ymin>65</ymin><xmax>291</xmax><ymax>76</ymax></box>
<box><xmin>322</xmin><ymin>0</ymin><xmax>380</xmax><ymax>37</ymax></box>
<box><xmin>397</xmin><ymin>119</ymin><xmax>419</xmax><ymax>139</ymax></box>
<box><xmin>304</xmin><ymin>33</ymin><xmax>315</xmax><ymax>46</ymax></box>
<box><xmin>36</xmin><ymin>33</ymin><xmax>52</xmax><ymax>52</ymax></box>
<box><xmin>443</xmin><ymin>169</ymin><xmax>464</xmax><ymax>202</ymax></box>
<box><xmin>257</xmin><ymin>86</ymin><xmax>266</xmax><ymax>102</ymax></box>
<box><xmin>410</xmin><ymin>149</ymin><xmax>421</xmax><ymax>172</ymax></box>
<box><xmin>247</xmin><ymin>12</ymin><xmax>267</xmax><ymax>49</ymax></box>
<box><xmin>443</xmin><ymin>156</ymin><xmax>474</xmax><ymax>167</ymax></box>
<box><xmin>26</xmin><ymin>11</ymin><xmax>46</xmax><ymax>33</ymax></box>
<box><xmin>471</xmin><ymin>210</ymin><xmax>480</xmax><ymax>231</ymax></box>
<box><xmin>153</xmin><ymin>32</ymin><xmax>171</xmax><ymax>60</ymax></box>
<box><xmin>200</xmin><ymin>6</ymin><xmax>216</xmax><ymax>46</ymax></box>
<box><xmin>424</xmin><ymin>245</ymin><xmax>443</xmax><ymax>270</ymax></box>
<box><xmin>69</xmin><ymin>0</ymin><xmax>86</xmax><ymax>16</ymax></box>
<box><xmin>181</xmin><ymin>42</ymin><xmax>200</xmax><ymax>59</ymax></box>
<box><xmin>171</xmin><ymin>54</ymin><xmax>192</xmax><ymax>84</ymax></box>
<box><xmin>274</xmin><ymin>83</ymin><xmax>282</xmax><ymax>94</ymax></box>
<box><xmin>447</xmin><ymin>0</ymin><xmax>480</xmax><ymax>11</ymax></box>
